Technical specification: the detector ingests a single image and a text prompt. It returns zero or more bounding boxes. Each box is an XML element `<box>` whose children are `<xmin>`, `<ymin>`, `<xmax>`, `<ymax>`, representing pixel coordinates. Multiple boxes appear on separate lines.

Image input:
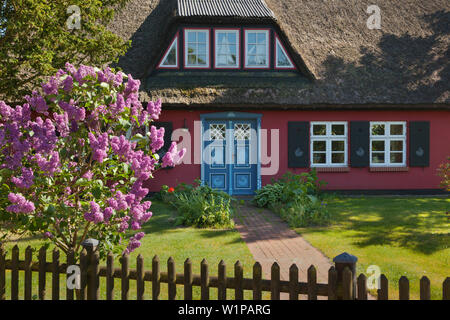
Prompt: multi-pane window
<box><xmin>215</xmin><ymin>30</ymin><xmax>239</xmax><ymax>68</ymax></box>
<box><xmin>311</xmin><ymin>122</ymin><xmax>348</xmax><ymax>166</ymax></box>
<box><xmin>245</xmin><ymin>30</ymin><xmax>269</xmax><ymax>68</ymax></box>
<box><xmin>370</xmin><ymin>122</ymin><xmax>406</xmax><ymax>166</ymax></box>
<box><xmin>185</xmin><ymin>29</ymin><xmax>210</xmax><ymax>68</ymax></box>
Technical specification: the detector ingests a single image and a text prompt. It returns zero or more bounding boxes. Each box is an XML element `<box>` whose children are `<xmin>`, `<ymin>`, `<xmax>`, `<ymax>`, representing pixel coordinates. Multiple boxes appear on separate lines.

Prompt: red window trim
<box><xmin>183</xmin><ymin>27</ymin><xmax>212</xmax><ymax>70</ymax></box>
<box><xmin>369</xmin><ymin>167</ymin><xmax>410</xmax><ymax>172</ymax></box>
<box><xmin>274</xmin><ymin>34</ymin><xmax>296</xmax><ymax>70</ymax></box>
<box><xmin>243</xmin><ymin>28</ymin><xmax>271</xmax><ymax>70</ymax></box>
<box><xmin>213</xmin><ymin>28</ymin><xmax>241</xmax><ymax>70</ymax></box>
<box><xmin>315</xmin><ymin>167</ymin><xmax>350</xmax><ymax>173</ymax></box>
<box><xmin>156</xmin><ymin>31</ymin><xmax>180</xmax><ymax>70</ymax></box>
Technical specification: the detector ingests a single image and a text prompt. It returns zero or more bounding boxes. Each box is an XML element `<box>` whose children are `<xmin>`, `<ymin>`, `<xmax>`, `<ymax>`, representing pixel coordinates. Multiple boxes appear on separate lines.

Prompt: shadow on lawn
<box><xmin>3</xmin><ymin>234</ymin><xmax>42</xmax><ymax>244</ymax></box>
<box><xmin>325</xmin><ymin>198</ymin><xmax>450</xmax><ymax>255</ymax></box>
<box><xmin>139</xmin><ymin>201</ymin><xmax>239</xmax><ymax>239</ymax></box>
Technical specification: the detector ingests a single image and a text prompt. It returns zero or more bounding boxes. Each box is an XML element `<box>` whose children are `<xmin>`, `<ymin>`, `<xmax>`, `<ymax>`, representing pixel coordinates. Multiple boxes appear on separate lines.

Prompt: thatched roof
<box><xmin>109</xmin><ymin>0</ymin><xmax>450</xmax><ymax>108</ymax></box>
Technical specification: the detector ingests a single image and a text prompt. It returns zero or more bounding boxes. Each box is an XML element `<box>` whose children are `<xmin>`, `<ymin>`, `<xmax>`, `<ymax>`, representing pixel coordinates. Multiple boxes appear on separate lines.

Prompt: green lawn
<box><xmin>1</xmin><ymin>200</ymin><xmax>259</xmax><ymax>300</ymax></box>
<box><xmin>295</xmin><ymin>196</ymin><xmax>449</xmax><ymax>300</ymax></box>
<box><xmin>3</xmin><ymin>196</ymin><xmax>449</xmax><ymax>300</ymax></box>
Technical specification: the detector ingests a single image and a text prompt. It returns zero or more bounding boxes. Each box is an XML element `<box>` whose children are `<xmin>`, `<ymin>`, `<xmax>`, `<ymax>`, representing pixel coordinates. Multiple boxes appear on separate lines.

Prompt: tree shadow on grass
<box><xmin>2</xmin><ymin>234</ymin><xmax>42</xmax><ymax>244</ymax></box>
<box><xmin>321</xmin><ymin>197</ymin><xmax>450</xmax><ymax>255</ymax></box>
<box><xmin>139</xmin><ymin>201</ymin><xmax>239</xmax><ymax>239</ymax></box>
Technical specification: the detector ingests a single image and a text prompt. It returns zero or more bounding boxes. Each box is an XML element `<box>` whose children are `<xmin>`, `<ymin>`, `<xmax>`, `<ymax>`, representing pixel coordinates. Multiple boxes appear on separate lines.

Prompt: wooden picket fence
<box><xmin>0</xmin><ymin>245</ymin><xmax>449</xmax><ymax>300</ymax></box>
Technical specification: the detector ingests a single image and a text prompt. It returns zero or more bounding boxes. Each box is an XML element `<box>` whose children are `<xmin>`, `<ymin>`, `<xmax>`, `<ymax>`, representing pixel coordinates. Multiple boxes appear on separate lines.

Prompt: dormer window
<box><xmin>156</xmin><ymin>26</ymin><xmax>300</xmax><ymax>72</ymax></box>
<box><xmin>184</xmin><ymin>28</ymin><xmax>210</xmax><ymax>68</ymax></box>
<box><xmin>214</xmin><ymin>29</ymin><xmax>240</xmax><ymax>69</ymax></box>
<box><xmin>244</xmin><ymin>29</ymin><xmax>270</xmax><ymax>69</ymax></box>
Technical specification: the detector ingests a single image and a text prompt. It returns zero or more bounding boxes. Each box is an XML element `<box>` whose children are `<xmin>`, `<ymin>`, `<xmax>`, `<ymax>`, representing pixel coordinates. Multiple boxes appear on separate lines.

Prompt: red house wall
<box><xmin>146</xmin><ymin>109</ymin><xmax>450</xmax><ymax>192</ymax></box>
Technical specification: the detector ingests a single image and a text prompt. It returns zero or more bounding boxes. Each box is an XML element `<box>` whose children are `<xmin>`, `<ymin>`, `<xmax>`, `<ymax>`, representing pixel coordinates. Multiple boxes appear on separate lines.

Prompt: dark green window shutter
<box><xmin>288</xmin><ymin>122</ymin><xmax>309</xmax><ymax>168</ymax></box>
<box><xmin>152</xmin><ymin>121</ymin><xmax>173</xmax><ymax>153</ymax></box>
<box><xmin>409</xmin><ymin>121</ymin><xmax>430</xmax><ymax>167</ymax></box>
<box><xmin>350</xmin><ymin>121</ymin><xmax>370</xmax><ymax>167</ymax></box>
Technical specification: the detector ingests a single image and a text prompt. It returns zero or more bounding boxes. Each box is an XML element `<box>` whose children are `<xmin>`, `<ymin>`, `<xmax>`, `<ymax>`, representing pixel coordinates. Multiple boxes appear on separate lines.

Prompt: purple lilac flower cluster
<box><xmin>162</xmin><ymin>142</ymin><xmax>186</xmax><ymax>168</ymax></box>
<box><xmin>6</xmin><ymin>193</ymin><xmax>35</xmax><ymax>214</ymax></box>
<box><xmin>0</xmin><ymin>63</ymin><xmax>185</xmax><ymax>254</ymax></box>
<box><xmin>124</xmin><ymin>232</ymin><xmax>145</xmax><ymax>255</ymax></box>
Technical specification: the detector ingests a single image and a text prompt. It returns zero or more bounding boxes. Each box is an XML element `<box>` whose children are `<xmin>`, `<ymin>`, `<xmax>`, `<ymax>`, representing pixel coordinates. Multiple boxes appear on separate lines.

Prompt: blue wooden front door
<box><xmin>203</xmin><ymin>119</ymin><xmax>258</xmax><ymax>195</ymax></box>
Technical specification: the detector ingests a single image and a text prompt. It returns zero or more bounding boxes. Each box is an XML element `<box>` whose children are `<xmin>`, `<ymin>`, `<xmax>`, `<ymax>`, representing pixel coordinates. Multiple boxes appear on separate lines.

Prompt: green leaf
<box><xmin>132</xmin><ymin>116</ymin><xmax>140</xmax><ymax>127</ymax></box>
<box><xmin>46</xmin><ymin>205</ymin><xmax>56</xmax><ymax>215</ymax></box>
<box><xmin>92</xmin><ymin>186</ymin><xmax>102</xmax><ymax>199</ymax></box>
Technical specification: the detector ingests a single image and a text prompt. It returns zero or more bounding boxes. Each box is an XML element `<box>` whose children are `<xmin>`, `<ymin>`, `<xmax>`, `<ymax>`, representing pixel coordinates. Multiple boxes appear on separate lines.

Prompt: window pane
<box><xmin>187</xmin><ymin>44</ymin><xmax>195</xmax><ymax>54</ymax></box>
<box><xmin>390</xmin><ymin>140</ymin><xmax>404</xmax><ymax>151</ymax></box>
<box><xmin>248</xmin><ymin>44</ymin><xmax>256</xmax><ymax>54</ymax></box>
<box><xmin>277</xmin><ymin>45</ymin><xmax>290</xmax><ymax>66</ymax></box>
<box><xmin>372</xmin><ymin>124</ymin><xmax>385</xmax><ymax>136</ymax></box>
<box><xmin>210</xmin><ymin>124</ymin><xmax>226</xmax><ymax>140</ymax></box>
<box><xmin>234</xmin><ymin>123</ymin><xmax>251</xmax><ymax>140</ymax></box>
<box><xmin>372</xmin><ymin>140</ymin><xmax>385</xmax><ymax>151</ymax></box>
<box><xmin>332</xmin><ymin>153</ymin><xmax>345</xmax><ymax>164</ymax></box>
<box><xmin>313</xmin><ymin>141</ymin><xmax>326</xmax><ymax>151</ymax></box>
<box><xmin>162</xmin><ymin>46</ymin><xmax>176</xmax><ymax>66</ymax></box>
<box><xmin>198</xmin><ymin>44</ymin><xmax>206</xmax><ymax>54</ymax></box>
<box><xmin>188</xmin><ymin>32</ymin><xmax>196</xmax><ymax>42</ymax></box>
<box><xmin>248</xmin><ymin>56</ymin><xmax>256</xmax><ymax>65</ymax></box>
<box><xmin>257</xmin><ymin>33</ymin><xmax>266</xmax><ymax>44</ymax></box>
<box><xmin>332</xmin><ymin>124</ymin><xmax>345</xmax><ymax>135</ymax></box>
<box><xmin>217</xmin><ymin>55</ymin><xmax>227</xmax><ymax>65</ymax></box>
<box><xmin>256</xmin><ymin>56</ymin><xmax>266</xmax><ymax>65</ymax></box>
<box><xmin>390</xmin><ymin>124</ymin><xmax>404</xmax><ymax>135</ymax></box>
<box><xmin>332</xmin><ymin>140</ymin><xmax>345</xmax><ymax>151</ymax></box>
<box><xmin>390</xmin><ymin>153</ymin><xmax>403</xmax><ymax>163</ymax></box>
<box><xmin>198</xmin><ymin>32</ymin><xmax>206</xmax><ymax>43</ymax></box>
<box><xmin>198</xmin><ymin>55</ymin><xmax>207</xmax><ymax>65</ymax></box>
<box><xmin>188</xmin><ymin>54</ymin><xmax>196</xmax><ymax>64</ymax></box>
<box><xmin>313</xmin><ymin>124</ymin><xmax>326</xmax><ymax>135</ymax></box>
<box><xmin>248</xmin><ymin>33</ymin><xmax>256</xmax><ymax>43</ymax></box>
<box><xmin>372</xmin><ymin>153</ymin><xmax>385</xmax><ymax>163</ymax></box>
<box><xmin>313</xmin><ymin>153</ymin><xmax>326</xmax><ymax>164</ymax></box>
<box><xmin>256</xmin><ymin>44</ymin><xmax>265</xmax><ymax>55</ymax></box>
<box><xmin>228</xmin><ymin>33</ymin><xmax>236</xmax><ymax>43</ymax></box>
<box><xmin>218</xmin><ymin>33</ymin><xmax>226</xmax><ymax>43</ymax></box>
<box><xmin>217</xmin><ymin>45</ymin><xmax>225</xmax><ymax>55</ymax></box>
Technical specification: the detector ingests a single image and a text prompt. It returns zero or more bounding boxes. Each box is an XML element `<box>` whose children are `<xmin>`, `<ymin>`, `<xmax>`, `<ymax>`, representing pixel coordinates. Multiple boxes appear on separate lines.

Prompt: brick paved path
<box><xmin>234</xmin><ymin>203</ymin><xmax>333</xmax><ymax>299</ymax></box>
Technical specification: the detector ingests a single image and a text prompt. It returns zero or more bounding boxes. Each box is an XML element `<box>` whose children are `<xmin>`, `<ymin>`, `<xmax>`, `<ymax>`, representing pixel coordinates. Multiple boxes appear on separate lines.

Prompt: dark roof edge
<box><xmin>154</xmin><ymin>103</ymin><xmax>450</xmax><ymax>111</ymax></box>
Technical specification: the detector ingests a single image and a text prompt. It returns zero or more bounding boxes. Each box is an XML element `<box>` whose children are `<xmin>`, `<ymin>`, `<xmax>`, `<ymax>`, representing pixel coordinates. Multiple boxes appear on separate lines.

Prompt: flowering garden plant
<box><xmin>0</xmin><ymin>64</ymin><xmax>185</xmax><ymax>257</ymax></box>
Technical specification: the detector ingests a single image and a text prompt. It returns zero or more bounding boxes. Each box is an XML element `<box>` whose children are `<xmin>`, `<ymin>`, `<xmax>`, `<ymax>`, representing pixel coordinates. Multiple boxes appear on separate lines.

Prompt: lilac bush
<box><xmin>0</xmin><ymin>64</ymin><xmax>185</xmax><ymax>257</ymax></box>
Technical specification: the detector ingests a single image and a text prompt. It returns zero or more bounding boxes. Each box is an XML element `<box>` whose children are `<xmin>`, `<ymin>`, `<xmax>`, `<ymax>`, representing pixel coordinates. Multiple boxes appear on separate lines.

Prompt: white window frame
<box><xmin>214</xmin><ymin>29</ymin><xmax>240</xmax><ymax>69</ymax></box>
<box><xmin>244</xmin><ymin>29</ymin><xmax>270</xmax><ymax>69</ymax></box>
<box><xmin>184</xmin><ymin>29</ymin><xmax>210</xmax><ymax>69</ymax></box>
<box><xmin>275</xmin><ymin>37</ymin><xmax>294</xmax><ymax>69</ymax></box>
<box><xmin>370</xmin><ymin>121</ymin><xmax>407</xmax><ymax>167</ymax></box>
<box><xmin>158</xmin><ymin>34</ymin><xmax>179</xmax><ymax>69</ymax></box>
<box><xmin>310</xmin><ymin>122</ymin><xmax>348</xmax><ymax>167</ymax></box>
